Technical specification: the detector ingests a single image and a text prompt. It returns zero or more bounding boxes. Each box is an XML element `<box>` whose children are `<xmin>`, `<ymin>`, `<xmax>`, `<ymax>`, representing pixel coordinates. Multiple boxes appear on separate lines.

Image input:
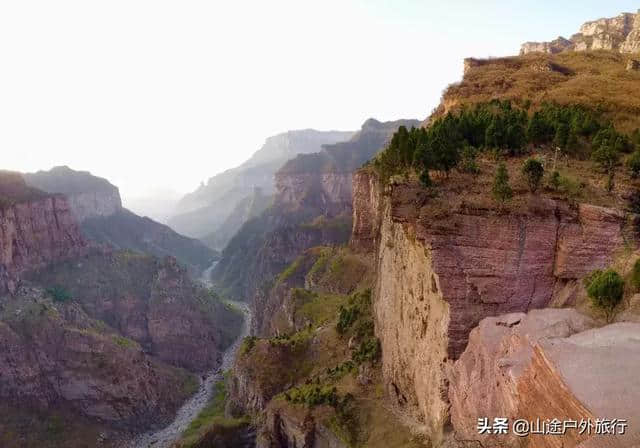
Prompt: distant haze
<box><xmin>2</xmin><ymin>0</ymin><xmax>638</xmax><ymax>201</ymax></box>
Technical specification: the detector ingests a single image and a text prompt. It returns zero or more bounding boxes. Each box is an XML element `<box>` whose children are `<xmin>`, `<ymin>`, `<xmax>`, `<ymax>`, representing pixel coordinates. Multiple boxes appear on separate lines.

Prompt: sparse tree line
<box><xmin>374</xmin><ymin>100</ymin><xmax>640</xmax><ymax>201</ymax></box>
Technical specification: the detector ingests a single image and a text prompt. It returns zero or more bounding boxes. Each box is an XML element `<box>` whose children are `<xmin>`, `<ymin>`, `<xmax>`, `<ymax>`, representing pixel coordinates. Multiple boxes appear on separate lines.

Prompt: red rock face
<box><xmin>0</xmin><ymin>195</ymin><xmax>86</xmax><ymax>293</ymax></box>
<box><xmin>423</xmin><ymin>201</ymin><xmax>624</xmax><ymax>358</ymax></box>
<box><xmin>355</xmin><ymin>171</ymin><xmax>627</xmax><ymax>359</ymax></box>
<box><xmin>0</xmin><ymin>289</ymin><xmax>192</xmax><ymax>429</ymax></box>
<box><xmin>352</xmin><ymin>170</ymin><xmax>630</xmax><ymax>437</ymax></box>
<box><xmin>350</xmin><ymin>170</ymin><xmax>382</xmax><ymax>253</ymax></box>
<box><xmin>450</xmin><ymin>310</ymin><xmax>640</xmax><ymax>448</ymax></box>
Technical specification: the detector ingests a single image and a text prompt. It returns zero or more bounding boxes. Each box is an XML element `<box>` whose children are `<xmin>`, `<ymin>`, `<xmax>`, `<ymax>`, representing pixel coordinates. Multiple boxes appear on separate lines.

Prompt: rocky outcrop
<box><xmin>520</xmin><ymin>10</ymin><xmax>640</xmax><ymax>55</ymax></box>
<box><xmin>520</xmin><ymin>37</ymin><xmax>573</xmax><ymax>55</ymax></box>
<box><xmin>25</xmin><ymin>166</ymin><xmax>217</xmax><ymax>274</ymax></box>
<box><xmin>24</xmin><ymin>166</ymin><xmax>122</xmax><ymax>222</ymax></box>
<box><xmin>352</xmin><ymin>170</ymin><xmax>629</xmax><ymax>440</ymax></box>
<box><xmin>26</xmin><ymin>252</ymin><xmax>242</xmax><ymax>373</ymax></box>
<box><xmin>212</xmin><ymin>119</ymin><xmax>417</xmax><ymax>307</ymax></box>
<box><xmin>257</xmin><ymin>403</ymin><xmax>346</xmax><ymax>448</ymax></box>
<box><xmin>0</xmin><ymin>286</ymin><xmax>194</xmax><ymax>430</ymax></box>
<box><xmin>450</xmin><ymin>309</ymin><xmax>640</xmax><ymax>448</ymax></box>
<box><xmin>0</xmin><ymin>173</ymin><xmax>86</xmax><ymax>294</ymax></box>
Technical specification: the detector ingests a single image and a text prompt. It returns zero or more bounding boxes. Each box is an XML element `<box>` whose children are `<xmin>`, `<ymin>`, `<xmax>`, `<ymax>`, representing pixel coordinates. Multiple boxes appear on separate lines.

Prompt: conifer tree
<box><xmin>492</xmin><ymin>162</ymin><xmax>513</xmax><ymax>206</ymax></box>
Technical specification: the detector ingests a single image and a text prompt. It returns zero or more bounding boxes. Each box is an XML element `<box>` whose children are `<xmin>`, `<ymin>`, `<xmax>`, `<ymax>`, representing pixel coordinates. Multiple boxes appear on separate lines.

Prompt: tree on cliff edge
<box><xmin>585</xmin><ymin>269</ymin><xmax>624</xmax><ymax>321</ymax></box>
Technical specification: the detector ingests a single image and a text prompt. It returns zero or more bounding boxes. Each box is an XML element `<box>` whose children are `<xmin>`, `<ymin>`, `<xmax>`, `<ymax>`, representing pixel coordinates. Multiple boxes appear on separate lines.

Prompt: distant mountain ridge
<box><xmin>168</xmin><ymin>129</ymin><xmax>355</xmax><ymax>248</ymax></box>
<box><xmin>211</xmin><ymin>118</ymin><xmax>419</xmax><ymax>305</ymax></box>
<box><xmin>23</xmin><ymin>166</ymin><xmax>216</xmax><ymax>274</ymax></box>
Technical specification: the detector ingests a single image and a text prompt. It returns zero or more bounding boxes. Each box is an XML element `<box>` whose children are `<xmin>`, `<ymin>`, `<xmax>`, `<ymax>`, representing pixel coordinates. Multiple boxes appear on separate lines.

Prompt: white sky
<box><xmin>1</xmin><ymin>1</ymin><xmax>637</xmax><ymax>202</ymax></box>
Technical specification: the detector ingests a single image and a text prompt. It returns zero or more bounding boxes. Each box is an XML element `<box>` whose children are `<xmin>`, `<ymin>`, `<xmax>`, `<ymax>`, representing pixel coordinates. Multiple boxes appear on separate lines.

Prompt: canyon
<box><xmin>0</xmin><ymin>170</ymin><xmax>242</xmax><ymax>447</ymax></box>
<box><xmin>4</xmin><ymin>8</ymin><xmax>640</xmax><ymax>448</ymax></box>
<box><xmin>24</xmin><ymin>166</ymin><xmax>216</xmax><ymax>276</ymax></box>
<box><xmin>169</xmin><ymin>129</ymin><xmax>355</xmax><ymax>249</ymax></box>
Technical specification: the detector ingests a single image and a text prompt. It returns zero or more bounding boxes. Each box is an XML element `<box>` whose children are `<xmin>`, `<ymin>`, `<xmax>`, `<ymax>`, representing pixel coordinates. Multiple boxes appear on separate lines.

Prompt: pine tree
<box><xmin>526</xmin><ymin>112</ymin><xmax>546</xmax><ymax>144</ymax></box>
<box><xmin>521</xmin><ymin>158</ymin><xmax>544</xmax><ymax>193</ymax></box>
<box><xmin>492</xmin><ymin>163</ymin><xmax>513</xmax><ymax>206</ymax></box>
<box><xmin>554</xmin><ymin>123</ymin><xmax>569</xmax><ymax>149</ymax></box>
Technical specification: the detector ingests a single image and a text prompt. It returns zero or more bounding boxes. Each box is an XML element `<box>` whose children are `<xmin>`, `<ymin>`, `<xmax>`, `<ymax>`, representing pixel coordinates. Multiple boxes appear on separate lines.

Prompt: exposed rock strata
<box><xmin>24</xmin><ymin>166</ymin><xmax>216</xmax><ymax>274</ymax></box>
<box><xmin>257</xmin><ymin>403</ymin><xmax>346</xmax><ymax>448</ymax></box>
<box><xmin>212</xmin><ymin>119</ymin><xmax>417</xmax><ymax>317</ymax></box>
<box><xmin>0</xmin><ymin>180</ymin><xmax>86</xmax><ymax>293</ymax></box>
<box><xmin>24</xmin><ymin>166</ymin><xmax>122</xmax><ymax>222</ymax></box>
<box><xmin>521</xmin><ymin>11</ymin><xmax>640</xmax><ymax>55</ymax></box>
<box><xmin>27</xmin><ymin>252</ymin><xmax>241</xmax><ymax>372</ymax></box>
<box><xmin>450</xmin><ymin>310</ymin><xmax>640</xmax><ymax>448</ymax></box>
<box><xmin>0</xmin><ymin>287</ymin><xmax>193</xmax><ymax>429</ymax></box>
<box><xmin>351</xmin><ymin>170</ymin><xmax>629</xmax><ymax>439</ymax></box>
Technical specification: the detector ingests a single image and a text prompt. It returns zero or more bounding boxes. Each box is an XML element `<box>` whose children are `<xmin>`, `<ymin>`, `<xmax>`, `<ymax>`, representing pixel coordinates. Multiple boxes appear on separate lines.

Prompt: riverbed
<box><xmin>125</xmin><ymin>262</ymin><xmax>251</xmax><ymax>448</ymax></box>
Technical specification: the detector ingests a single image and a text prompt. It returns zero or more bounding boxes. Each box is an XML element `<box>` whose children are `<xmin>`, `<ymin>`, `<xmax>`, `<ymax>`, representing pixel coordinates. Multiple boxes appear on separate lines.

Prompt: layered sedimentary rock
<box><xmin>25</xmin><ymin>166</ymin><xmax>216</xmax><ymax>274</ymax></box>
<box><xmin>351</xmin><ymin>170</ymin><xmax>628</xmax><ymax>439</ymax></box>
<box><xmin>27</xmin><ymin>252</ymin><xmax>241</xmax><ymax>372</ymax></box>
<box><xmin>0</xmin><ymin>173</ymin><xmax>86</xmax><ymax>294</ymax></box>
<box><xmin>0</xmin><ymin>286</ymin><xmax>193</xmax><ymax>429</ymax></box>
<box><xmin>212</xmin><ymin>119</ymin><xmax>417</xmax><ymax>311</ymax></box>
<box><xmin>257</xmin><ymin>404</ymin><xmax>345</xmax><ymax>448</ymax></box>
<box><xmin>450</xmin><ymin>309</ymin><xmax>640</xmax><ymax>448</ymax></box>
<box><xmin>24</xmin><ymin>166</ymin><xmax>122</xmax><ymax>222</ymax></box>
<box><xmin>520</xmin><ymin>10</ymin><xmax>640</xmax><ymax>55</ymax></box>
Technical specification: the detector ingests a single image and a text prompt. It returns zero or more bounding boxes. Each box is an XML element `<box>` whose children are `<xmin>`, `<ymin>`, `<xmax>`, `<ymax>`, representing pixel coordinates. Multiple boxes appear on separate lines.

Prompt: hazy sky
<box><xmin>1</xmin><ymin>1</ymin><xmax>638</xmax><ymax>202</ymax></box>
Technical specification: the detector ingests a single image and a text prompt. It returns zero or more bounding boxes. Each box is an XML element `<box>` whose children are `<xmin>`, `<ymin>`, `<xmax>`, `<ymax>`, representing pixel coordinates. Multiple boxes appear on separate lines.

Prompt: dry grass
<box><xmin>443</xmin><ymin>51</ymin><xmax>640</xmax><ymax>132</ymax></box>
<box><xmin>404</xmin><ymin>146</ymin><xmax>640</xmax><ymax>221</ymax></box>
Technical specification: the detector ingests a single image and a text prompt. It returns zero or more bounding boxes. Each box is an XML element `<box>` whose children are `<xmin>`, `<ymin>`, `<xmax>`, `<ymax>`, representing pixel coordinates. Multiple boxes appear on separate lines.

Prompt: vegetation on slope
<box><xmin>174</xmin><ymin>376</ymin><xmax>250</xmax><ymax>448</ymax></box>
<box><xmin>445</xmin><ymin>51</ymin><xmax>640</xmax><ymax>132</ymax></box>
<box><xmin>233</xmin><ymin>247</ymin><xmax>426</xmax><ymax>447</ymax></box>
<box><xmin>374</xmin><ymin>100</ymin><xmax>636</xmax><ymax>190</ymax></box>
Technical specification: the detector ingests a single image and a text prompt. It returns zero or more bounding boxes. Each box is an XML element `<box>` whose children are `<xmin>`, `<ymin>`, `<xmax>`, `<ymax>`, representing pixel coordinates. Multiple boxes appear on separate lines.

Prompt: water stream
<box><xmin>125</xmin><ymin>261</ymin><xmax>251</xmax><ymax>448</ymax></box>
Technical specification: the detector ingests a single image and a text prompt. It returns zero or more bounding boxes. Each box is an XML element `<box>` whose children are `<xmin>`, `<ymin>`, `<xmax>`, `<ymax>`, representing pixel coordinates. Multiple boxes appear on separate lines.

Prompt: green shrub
<box><xmin>352</xmin><ymin>337</ymin><xmax>381</xmax><ymax>364</ymax></box>
<box><xmin>45</xmin><ymin>285</ymin><xmax>72</xmax><ymax>303</ymax></box>
<box><xmin>591</xmin><ymin>142</ymin><xmax>619</xmax><ymax>192</ymax></box>
<box><xmin>240</xmin><ymin>336</ymin><xmax>257</xmax><ymax>355</ymax></box>
<box><xmin>627</xmin><ymin>151</ymin><xmax>640</xmax><ymax>178</ymax></box>
<box><xmin>585</xmin><ymin>269</ymin><xmax>624</xmax><ymax>318</ymax></box>
<box><xmin>460</xmin><ymin>145</ymin><xmax>480</xmax><ymax>174</ymax></box>
<box><xmin>284</xmin><ymin>384</ymin><xmax>339</xmax><ymax>407</ymax></box>
<box><xmin>549</xmin><ymin>170</ymin><xmax>561</xmax><ymax>191</ymax></box>
<box><xmin>492</xmin><ymin>163</ymin><xmax>513</xmax><ymax>205</ymax></box>
<box><xmin>521</xmin><ymin>158</ymin><xmax>544</xmax><ymax>192</ymax></box>
<box><xmin>631</xmin><ymin>259</ymin><xmax>640</xmax><ymax>292</ymax></box>
<box><xmin>337</xmin><ymin>304</ymin><xmax>359</xmax><ymax>334</ymax></box>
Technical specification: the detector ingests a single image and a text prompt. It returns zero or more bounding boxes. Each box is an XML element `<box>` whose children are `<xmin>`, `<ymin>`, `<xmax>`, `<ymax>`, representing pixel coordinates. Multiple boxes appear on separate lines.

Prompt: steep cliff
<box><xmin>227</xmin><ymin>256</ymin><xmax>426</xmax><ymax>448</ymax></box>
<box><xmin>0</xmin><ymin>286</ymin><xmax>196</xmax><ymax>433</ymax></box>
<box><xmin>24</xmin><ymin>166</ymin><xmax>122</xmax><ymax>222</ymax></box>
<box><xmin>350</xmin><ymin>163</ymin><xmax>632</xmax><ymax>440</ymax></box>
<box><xmin>26</xmin><ymin>251</ymin><xmax>242</xmax><ymax>372</ymax></box>
<box><xmin>520</xmin><ymin>11</ymin><xmax>640</xmax><ymax>55</ymax></box>
<box><xmin>0</xmin><ymin>171</ymin><xmax>86</xmax><ymax>294</ymax></box>
<box><xmin>211</xmin><ymin>119</ymin><xmax>418</xmax><ymax>306</ymax></box>
<box><xmin>24</xmin><ymin>166</ymin><xmax>217</xmax><ymax>274</ymax></box>
<box><xmin>169</xmin><ymin>129</ymin><xmax>355</xmax><ymax>244</ymax></box>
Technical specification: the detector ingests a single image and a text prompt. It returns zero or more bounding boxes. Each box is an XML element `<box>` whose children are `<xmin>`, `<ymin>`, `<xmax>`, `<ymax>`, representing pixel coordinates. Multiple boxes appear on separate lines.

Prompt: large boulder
<box><xmin>449</xmin><ymin>309</ymin><xmax>640</xmax><ymax>448</ymax></box>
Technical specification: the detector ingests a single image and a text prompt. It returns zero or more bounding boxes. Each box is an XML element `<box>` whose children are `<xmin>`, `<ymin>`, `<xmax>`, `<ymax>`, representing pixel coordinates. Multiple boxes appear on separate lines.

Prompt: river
<box><xmin>125</xmin><ymin>261</ymin><xmax>251</xmax><ymax>448</ymax></box>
